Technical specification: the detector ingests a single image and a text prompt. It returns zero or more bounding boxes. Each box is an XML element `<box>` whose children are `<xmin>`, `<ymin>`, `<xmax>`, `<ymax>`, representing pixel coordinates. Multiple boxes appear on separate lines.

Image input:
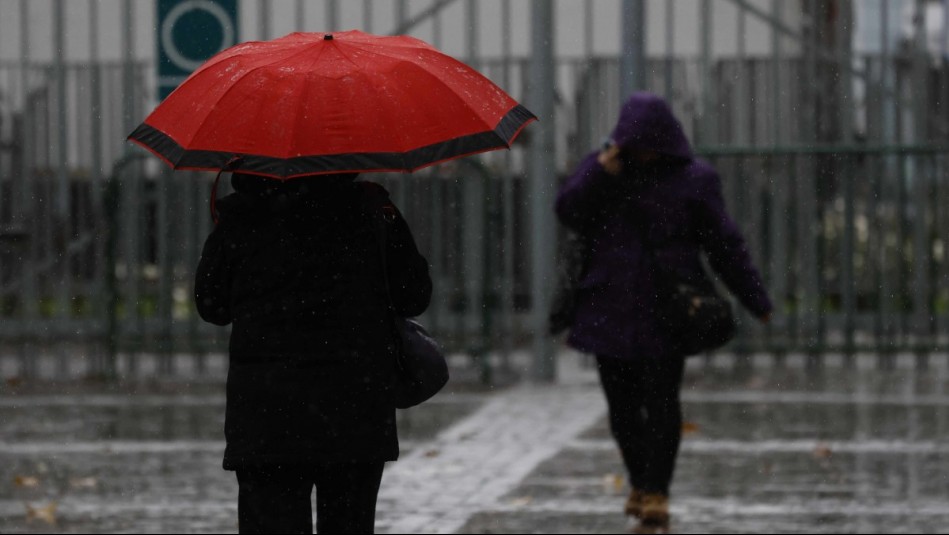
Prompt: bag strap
<box><xmin>209</xmin><ymin>157</ymin><xmax>243</xmax><ymax>225</ymax></box>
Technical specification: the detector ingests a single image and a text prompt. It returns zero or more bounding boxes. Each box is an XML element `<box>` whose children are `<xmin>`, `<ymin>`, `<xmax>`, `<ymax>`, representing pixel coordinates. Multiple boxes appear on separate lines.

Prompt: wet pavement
<box><xmin>2</xmin><ymin>351</ymin><xmax>949</xmax><ymax>533</ymax></box>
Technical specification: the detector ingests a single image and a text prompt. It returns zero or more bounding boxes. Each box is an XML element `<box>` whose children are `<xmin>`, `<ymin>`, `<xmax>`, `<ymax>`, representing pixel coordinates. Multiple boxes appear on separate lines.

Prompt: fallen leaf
<box><xmin>509</xmin><ymin>496</ymin><xmax>533</xmax><ymax>507</ymax></box>
<box><xmin>602</xmin><ymin>473</ymin><xmax>625</xmax><ymax>493</ymax></box>
<box><xmin>424</xmin><ymin>449</ymin><xmax>440</xmax><ymax>458</ymax></box>
<box><xmin>5</xmin><ymin>377</ymin><xmax>23</xmax><ymax>388</ymax></box>
<box><xmin>14</xmin><ymin>476</ymin><xmax>39</xmax><ymax>488</ymax></box>
<box><xmin>681</xmin><ymin>422</ymin><xmax>701</xmax><ymax>435</ymax></box>
<box><xmin>812</xmin><ymin>442</ymin><xmax>833</xmax><ymax>459</ymax></box>
<box><xmin>70</xmin><ymin>477</ymin><xmax>98</xmax><ymax>489</ymax></box>
<box><xmin>25</xmin><ymin>502</ymin><xmax>57</xmax><ymax>525</ymax></box>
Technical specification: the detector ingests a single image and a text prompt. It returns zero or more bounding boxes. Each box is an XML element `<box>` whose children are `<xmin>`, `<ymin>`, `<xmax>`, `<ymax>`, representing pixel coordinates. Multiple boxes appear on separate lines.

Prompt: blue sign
<box><xmin>157</xmin><ymin>0</ymin><xmax>238</xmax><ymax>100</ymax></box>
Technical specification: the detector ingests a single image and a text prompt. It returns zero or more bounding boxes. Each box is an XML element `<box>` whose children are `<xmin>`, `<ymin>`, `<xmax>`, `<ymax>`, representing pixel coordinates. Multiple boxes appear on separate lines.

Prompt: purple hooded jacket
<box><xmin>555</xmin><ymin>92</ymin><xmax>772</xmax><ymax>360</ymax></box>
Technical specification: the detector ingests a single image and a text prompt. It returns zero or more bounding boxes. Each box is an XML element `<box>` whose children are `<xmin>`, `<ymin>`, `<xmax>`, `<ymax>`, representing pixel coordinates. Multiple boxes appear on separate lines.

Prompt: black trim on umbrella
<box><xmin>127</xmin><ymin>104</ymin><xmax>537</xmax><ymax>179</ymax></box>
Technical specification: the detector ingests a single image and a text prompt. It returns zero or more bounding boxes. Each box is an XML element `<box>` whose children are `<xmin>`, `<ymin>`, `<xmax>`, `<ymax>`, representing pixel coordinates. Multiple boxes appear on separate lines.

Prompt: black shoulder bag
<box><xmin>643</xmin><ymin>232</ymin><xmax>737</xmax><ymax>356</ymax></box>
<box><xmin>369</xmin><ymin>201</ymin><xmax>449</xmax><ymax>409</ymax></box>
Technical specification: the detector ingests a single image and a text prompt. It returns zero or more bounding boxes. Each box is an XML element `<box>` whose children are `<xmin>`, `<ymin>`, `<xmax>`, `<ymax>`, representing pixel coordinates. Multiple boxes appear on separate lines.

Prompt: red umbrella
<box><xmin>128</xmin><ymin>30</ymin><xmax>536</xmax><ymax>179</ymax></box>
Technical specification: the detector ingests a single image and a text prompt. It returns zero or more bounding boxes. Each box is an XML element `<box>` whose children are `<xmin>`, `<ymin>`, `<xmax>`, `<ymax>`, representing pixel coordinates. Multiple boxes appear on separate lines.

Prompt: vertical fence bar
<box><xmin>259</xmin><ymin>0</ymin><xmax>270</xmax><ymax>40</ymax></box>
<box><xmin>89</xmin><ymin>0</ymin><xmax>107</xmax><ymax>375</ymax></box>
<box><xmin>735</xmin><ymin>1</ymin><xmax>748</xmax><ymax>146</ymax></box>
<box><xmin>940</xmin><ymin>153</ymin><xmax>949</xmax><ymax>351</ymax></box>
<box><xmin>767</xmin><ymin>0</ymin><xmax>787</xmax><ymax>359</ymax></box>
<box><xmin>729</xmin><ymin>155</ymin><xmax>748</xmax><ymax>356</ymax></box>
<box><xmin>897</xmin><ymin>152</ymin><xmax>908</xmax><ymax>346</ymax></box>
<box><xmin>700</xmin><ymin>0</ymin><xmax>714</xmax><ymax>145</ymax></box>
<box><xmin>529</xmin><ymin>0</ymin><xmax>556</xmax><ymax>381</ymax></box>
<box><xmin>787</xmin><ymin>154</ymin><xmax>800</xmax><ymax>346</ymax></box>
<box><xmin>500</xmin><ymin>0</ymin><xmax>515</xmax><ymax>367</ymax></box>
<box><xmin>326</xmin><ymin>0</ymin><xmax>339</xmax><ymax>31</ymax></box>
<box><xmin>427</xmin><ymin>177</ymin><xmax>444</xmax><ymax>339</ymax></box>
<box><xmin>837</xmin><ymin>0</ymin><xmax>855</xmax><ymax>363</ymax></box>
<box><xmin>393</xmin><ymin>1</ymin><xmax>408</xmax><ymax>212</ymax></box>
<box><xmin>913</xmin><ymin>0</ymin><xmax>931</xmax><ymax>366</ymax></box>
<box><xmin>802</xmin><ymin>0</ymin><xmax>819</xmax><ymax>361</ymax></box>
<box><xmin>932</xmin><ymin>153</ymin><xmax>943</xmax><ymax>351</ymax></box>
<box><xmin>879</xmin><ymin>0</ymin><xmax>898</xmax><ymax>361</ymax></box>
<box><xmin>464</xmin><ymin>0</ymin><xmax>483</xmax><ymax>369</ymax></box>
<box><xmin>121</xmin><ymin>0</ymin><xmax>139</xmax><ymax>377</ymax></box>
<box><xmin>944</xmin><ymin>0</ymin><xmax>949</xmax><ymax>61</ymax></box>
<box><xmin>297</xmin><ymin>0</ymin><xmax>305</xmax><ymax>31</ymax></box>
<box><xmin>664</xmin><ymin>0</ymin><xmax>674</xmax><ymax>100</ymax></box>
<box><xmin>886</xmin><ymin>145</ymin><xmax>901</xmax><ymax>360</ymax></box>
<box><xmin>466</xmin><ymin>0</ymin><xmax>478</xmax><ymax>65</ymax></box>
<box><xmin>363</xmin><ymin>0</ymin><xmax>373</xmax><ymax>33</ymax></box>
<box><xmin>158</xmin><ymin>168</ymin><xmax>173</xmax><ymax>374</ymax></box>
<box><xmin>584</xmin><ymin>0</ymin><xmax>593</xmax><ymax>58</ymax></box>
<box><xmin>620</xmin><ymin>0</ymin><xmax>646</xmax><ymax>97</ymax></box>
<box><xmin>810</xmin><ymin>2</ymin><xmax>827</xmax><ymax>364</ymax></box>
<box><xmin>54</xmin><ymin>0</ymin><xmax>71</xmax><ymax>378</ymax></box>
<box><xmin>873</xmin><ymin>149</ymin><xmax>888</xmax><ymax>368</ymax></box>
<box><xmin>842</xmin><ymin>153</ymin><xmax>856</xmax><ymax>356</ymax></box>
<box><xmin>432</xmin><ymin>0</ymin><xmax>443</xmax><ymax>48</ymax></box>
<box><xmin>183</xmin><ymin>175</ymin><xmax>202</xmax><ymax>372</ymax></box>
<box><xmin>463</xmin><ymin>176</ymin><xmax>485</xmax><ymax>358</ymax></box>
<box><xmin>943</xmin><ymin>3</ymin><xmax>949</xmax><ymax>353</ymax></box>
<box><xmin>911</xmin><ymin>151</ymin><xmax>932</xmax><ymax>357</ymax></box>
<box><xmin>200</xmin><ymin>175</ymin><xmax>216</xmax><ymax>368</ymax></box>
<box><xmin>18</xmin><ymin>0</ymin><xmax>38</xmax><ymax>378</ymax></box>
<box><xmin>770</xmin><ymin>0</ymin><xmax>781</xmax><ymax>146</ymax></box>
<box><xmin>396</xmin><ymin>0</ymin><xmax>407</xmax><ymax>34</ymax></box>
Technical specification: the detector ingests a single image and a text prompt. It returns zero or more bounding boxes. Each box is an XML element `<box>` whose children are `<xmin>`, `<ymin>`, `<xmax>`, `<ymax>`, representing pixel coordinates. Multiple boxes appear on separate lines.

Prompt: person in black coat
<box><xmin>195</xmin><ymin>172</ymin><xmax>432</xmax><ymax>534</ymax></box>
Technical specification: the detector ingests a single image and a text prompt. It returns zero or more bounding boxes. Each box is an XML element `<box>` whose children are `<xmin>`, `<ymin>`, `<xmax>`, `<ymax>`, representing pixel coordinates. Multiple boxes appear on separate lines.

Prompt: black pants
<box><xmin>236</xmin><ymin>462</ymin><xmax>385</xmax><ymax>534</ymax></box>
<box><xmin>596</xmin><ymin>354</ymin><xmax>686</xmax><ymax>496</ymax></box>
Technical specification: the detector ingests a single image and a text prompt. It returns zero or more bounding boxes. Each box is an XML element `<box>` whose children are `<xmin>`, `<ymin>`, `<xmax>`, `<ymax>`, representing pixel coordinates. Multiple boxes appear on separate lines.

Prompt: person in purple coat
<box><xmin>555</xmin><ymin>92</ymin><xmax>773</xmax><ymax>533</ymax></box>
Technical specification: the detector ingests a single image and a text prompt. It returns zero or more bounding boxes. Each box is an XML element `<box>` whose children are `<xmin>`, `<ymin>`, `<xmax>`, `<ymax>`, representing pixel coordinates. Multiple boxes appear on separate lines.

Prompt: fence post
<box><xmin>17</xmin><ymin>0</ymin><xmax>38</xmax><ymax>379</ymax></box>
<box><xmin>620</xmin><ymin>0</ymin><xmax>646</xmax><ymax>98</ymax></box>
<box><xmin>528</xmin><ymin>0</ymin><xmax>556</xmax><ymax>382</ymax></box>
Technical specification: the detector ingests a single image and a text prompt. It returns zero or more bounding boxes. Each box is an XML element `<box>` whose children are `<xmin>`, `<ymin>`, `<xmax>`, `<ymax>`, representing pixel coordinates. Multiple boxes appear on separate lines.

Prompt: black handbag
<box><xmin>370</xmin><ymin>202</ymin><xmax>448</xmax><ymax>409</ymax></box>
<box><xmin>548</xmin><ymin>231</ymin><xmax>591</xmax><ymax>335</ymax></box>
<box><xmin>653</xmin><ymin>274</ymin><xmax>737</xmax><ymax>355</ymax></box>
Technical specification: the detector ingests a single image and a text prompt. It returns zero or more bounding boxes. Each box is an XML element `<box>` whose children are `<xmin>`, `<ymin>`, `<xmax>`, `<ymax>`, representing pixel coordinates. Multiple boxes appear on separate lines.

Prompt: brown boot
<box><xmin>624</xmin><ymin>488</ymin><xmax>644</xmax><ymax>517</ymax></box>
<box><xmin>631</xmin><ymin>493</ymin><xmax>669</xmax><ymax>534</ymax></box>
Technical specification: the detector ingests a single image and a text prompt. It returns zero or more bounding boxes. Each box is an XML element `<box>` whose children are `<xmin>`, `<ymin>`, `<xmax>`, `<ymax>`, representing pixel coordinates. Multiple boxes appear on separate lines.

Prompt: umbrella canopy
<box><xmin>128</xmin><ymin>30</ymin><xmax>536</xmax><ymax>179</ymax></box>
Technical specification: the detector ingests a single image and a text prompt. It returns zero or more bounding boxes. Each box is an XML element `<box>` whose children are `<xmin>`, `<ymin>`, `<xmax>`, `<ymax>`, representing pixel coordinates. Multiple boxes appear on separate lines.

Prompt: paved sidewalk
<box><xmin>379</xmin><ymin>352</ymin><xmax>949</xmax><ymax>534</ymax></box>
<box><xmin>2</xmin><ymin>351</ymin><xmax>949</xmax><ymax>533</ymax></box>
<box><xmin>377</xmin><ymin>381</ymin><xmax>607</xmax><ymax>533</ymax></box>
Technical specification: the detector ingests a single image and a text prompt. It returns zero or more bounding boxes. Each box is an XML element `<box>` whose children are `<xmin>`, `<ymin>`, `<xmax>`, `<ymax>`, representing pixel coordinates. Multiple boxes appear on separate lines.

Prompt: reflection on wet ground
<box><xmin>2</xmin><ymin>354</ymin><xmax>948</xmax><ymax>533</ymax></box>
<box><xmin>0</xmin><ymin>382</ymin><xmax>483</xmax><ymax>534</ymax></box>
<box><xmin>460</xmin><ymin>356</ymin><xmax>949</xmax><ymax>534</ymax></box>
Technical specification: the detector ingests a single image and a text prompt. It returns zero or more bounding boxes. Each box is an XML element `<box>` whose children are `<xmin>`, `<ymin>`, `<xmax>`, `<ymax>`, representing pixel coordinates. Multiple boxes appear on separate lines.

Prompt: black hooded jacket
<box><xmin>195</xmin><ymin>173</ymin><xmax>432</xmax><ymax>468</ymax></box>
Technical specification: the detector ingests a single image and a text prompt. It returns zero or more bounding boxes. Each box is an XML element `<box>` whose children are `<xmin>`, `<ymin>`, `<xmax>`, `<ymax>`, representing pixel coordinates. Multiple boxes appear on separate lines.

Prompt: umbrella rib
<box><xmin>282</xmin><ymin>44</ymin><xmax>331</xmax><ymax>161</ymax></box>
<box><xmin>282</xmin><ymin>67</ymin><xmax>318</xmax><ymax>162</ymax></box>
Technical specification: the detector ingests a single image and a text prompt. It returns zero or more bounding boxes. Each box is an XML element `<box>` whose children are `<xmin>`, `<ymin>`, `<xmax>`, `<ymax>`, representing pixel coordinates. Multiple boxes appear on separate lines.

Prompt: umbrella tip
<box><xmin>324</xmin><ymin>34</ymin><xmax>334</xmax><ymax>41</ymax></box>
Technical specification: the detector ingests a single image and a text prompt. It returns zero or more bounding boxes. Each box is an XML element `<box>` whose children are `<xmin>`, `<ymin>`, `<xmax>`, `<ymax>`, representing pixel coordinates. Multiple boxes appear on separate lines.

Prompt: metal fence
<box><xmin>1</xmin><ymin>0</ymin><xmax>948</xmax><ymax>381</ymax></box>
<box><xmin>704</xmin><ymin>146</ymin><xmax>949</xmax><ymax>358</ymax></box>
